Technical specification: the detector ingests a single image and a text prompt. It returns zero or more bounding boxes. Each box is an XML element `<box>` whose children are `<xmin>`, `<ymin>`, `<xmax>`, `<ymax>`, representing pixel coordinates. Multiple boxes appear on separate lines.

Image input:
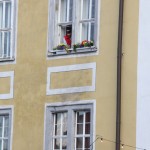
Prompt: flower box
<box><xmin>48</xmin><ymin>41</ymin><xmax>97</xmax><ymax>56</ymax></box>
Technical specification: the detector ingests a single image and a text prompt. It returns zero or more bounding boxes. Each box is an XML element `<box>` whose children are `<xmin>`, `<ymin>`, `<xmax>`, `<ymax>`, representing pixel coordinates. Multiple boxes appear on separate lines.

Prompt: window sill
<box><xmin>0</xmin><ymin>57</ymin><xmax>15</xmax><ymax>62</ymax></box>
<box><xmin>48</xmin><ymin>46</ymin><xmax>97</xmax><ymax>57</ymax></box>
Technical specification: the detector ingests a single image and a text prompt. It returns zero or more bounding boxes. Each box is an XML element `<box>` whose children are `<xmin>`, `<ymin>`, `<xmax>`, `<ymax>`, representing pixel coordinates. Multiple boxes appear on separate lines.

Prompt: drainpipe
<box><xmin>116</xmin><ymin>0</ymin><xmax>124</xmax><ymax>150</ymax></box>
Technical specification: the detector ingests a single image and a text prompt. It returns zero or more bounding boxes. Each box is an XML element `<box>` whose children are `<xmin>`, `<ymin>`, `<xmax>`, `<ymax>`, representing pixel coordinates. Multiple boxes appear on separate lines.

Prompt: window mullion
<box><xmin>67</xmin><ymin>108</ymin><xmax>73</xmax><ymax>150</ymax></box>
<box><xmin>10</xmin><ymin>30</ymin><xmax>12</xmax><ymax>58</ymax></box>
<box><xmin>60</xmin><ymin>113</ymin><xmax>63</xmax><ymax>150</ymax></box>
<box><xmin>53</xmin><ymin>114</ymin><xmax>56</xmax><ymax>150</ymax></box>
<box><xmin>6</xmin><ymin>32</ymin><xmax>9</xmax><ymax>57</ymax></box>
<box><xmin>83</xmin><ymin>112</ymin><xmax>86</xmax><ymax>150</ymax></box>
<box><xmin>2</xmin><ymin>2</ymin><xmax>5</xmax><ymax>58</ymax></box>
<box><xmin>80</xmin><ymin>0</ymin><xmax>83</xmax><ymax>42</ymax></box>
<box><xmin>2</xmin><ymin>1</ymin><xmax>5</xmax><ymax>28</ymax></box>
<box><xmin>89</xmin><ymin>0</ymin><xmax>92</xmax><ymax>19</ymax></box>
<box><xmin>88</xmin><ymin>0</ymin><xmax>92</xmax><ymax>41</ymax></box>
<box><xmin>58</xmin><ymin>0</ymin><xmax>61</xmax><ymax>44</ymax></box>
<box><xmin>58</xmin><ymin>0</ymin><xmax>61</xmax><ymax>23</ymax></box>
<box><xmin>2</xmin><ymin>31</ymin><xmax>4</xmax><ymax>57</ymax></box>
<box><xmin>71</xmin><ymin>0</ymin><xmax>75</xmax><ymax>45</ymax></box>
<box><xmin>9</xmin><ymin>1</ymin><xmax>13</xmax><ymax>58</ymax></box>
<box><xmin>67</xmin><ymin>0</ymin><xmax>70</xmax><ymax>22</ymax></box>
<box><xmin>88</xmin><ymin>22</ymin><xmax>91</xmax><ymax>40</ymax></box>
<box><xmin>2</xmin><ymin>117</ymin><xmax>4</xmax><ymax>150</ymax></box>
<box><xmin>75</xmin><ymin>112</ymin><xmax>77</xmax><ymax>150</ymax></box>
<box><xmin>81</xmin><ymin>0</ymin><xmax>83</xmax><ymax>19</ymax></box>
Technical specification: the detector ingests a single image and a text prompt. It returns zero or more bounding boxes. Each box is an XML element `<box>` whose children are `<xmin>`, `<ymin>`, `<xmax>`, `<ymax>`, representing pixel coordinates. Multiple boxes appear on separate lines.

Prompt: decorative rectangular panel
<box><xmin>0</xmin><ymin>71</ymin><xmax>14</xmax><ymax>99</ymax></box>
<box><xmin>46</xmin><ymin>63</ymin><xmax>96</xmax><ymax>95</ymax></box>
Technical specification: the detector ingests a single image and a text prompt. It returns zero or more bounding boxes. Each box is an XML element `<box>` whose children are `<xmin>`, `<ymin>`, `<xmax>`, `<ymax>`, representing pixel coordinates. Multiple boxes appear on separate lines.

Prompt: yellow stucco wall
<box><xmin>0</xmin><ymin>77</ymin><xmax>10</xmax><ymax>94</ymax></box>
<box><xmin>0</xmin><ymin>0</ymin><xmax>139</xmax><ymax>150</ymax></box>
<box><xmin>50</xmin><ymin>69</ymin><xmax>92</xmax><ymax>89</ymax></box>
<box><xmin>121</xmin><ymin>0</ymin><xmax>139</xmax><ymax>148</ymax></box>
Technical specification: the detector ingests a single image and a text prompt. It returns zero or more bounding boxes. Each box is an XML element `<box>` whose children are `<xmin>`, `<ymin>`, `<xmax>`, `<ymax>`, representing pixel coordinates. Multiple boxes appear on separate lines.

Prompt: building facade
<box><xmin>0</xmin><ymin>0</ymin><xmax>149</xmax><ymax>150</ymax></box>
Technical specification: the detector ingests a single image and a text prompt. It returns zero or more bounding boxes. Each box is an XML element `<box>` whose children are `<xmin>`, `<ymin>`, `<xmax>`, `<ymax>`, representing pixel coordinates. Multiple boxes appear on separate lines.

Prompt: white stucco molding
<box><xmin>0</xmin><ymin>71</ymin><xmax>14</xmax><ymax>99</ymax></box>
<box><xmin>46</xmin><ymin>62</ymin><xmax>96</xmax><ymax>95</ymax></box>
<box><xmin>44</xmin><ymin>100</ymin><xmax>96</xmax><ymax>150</ymax></box>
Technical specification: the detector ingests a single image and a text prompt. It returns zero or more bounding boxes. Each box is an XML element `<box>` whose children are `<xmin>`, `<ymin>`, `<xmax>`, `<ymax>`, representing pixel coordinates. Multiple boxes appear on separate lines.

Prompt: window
<box><xmin>45</xmin><ymin>102</ymin><xmax>95</xmax><ymax>150</ymax></box>
<box><xmin>0</xmin><ymin>0</ymin><xmax>17</xmax><ymax>62</ymax></box>
<box><xmin>48</xmin><ymin>0</ymin><xmax>98</xmax><ymax>56</ymax></box>
<box><xmin>0</xmin><ymin>108</ymin><xmax>12</xmax><ymax>150</ymax></box>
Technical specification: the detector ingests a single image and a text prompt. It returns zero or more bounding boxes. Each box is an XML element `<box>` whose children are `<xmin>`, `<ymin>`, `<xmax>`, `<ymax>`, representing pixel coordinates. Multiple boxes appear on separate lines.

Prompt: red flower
<box><xmin>81</xmin><ymin>40</ymin><xmax>88</xmax><ymax>45</ymax></box>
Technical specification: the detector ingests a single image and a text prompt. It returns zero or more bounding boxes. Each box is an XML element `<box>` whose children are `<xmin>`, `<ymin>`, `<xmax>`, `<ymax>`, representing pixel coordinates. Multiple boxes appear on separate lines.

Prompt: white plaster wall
<box><xmin>137</xmin><ymin>0</ymin><xmax>150</xmax><ymax>149</ymax></box>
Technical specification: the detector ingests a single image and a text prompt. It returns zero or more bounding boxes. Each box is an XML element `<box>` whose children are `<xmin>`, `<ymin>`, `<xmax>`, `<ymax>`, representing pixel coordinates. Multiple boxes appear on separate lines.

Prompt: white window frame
<box><xmin>0</xmin><ymin>106</ymin><xmax>13</xmax><ymax>150</ymax></box>
<box><xmin>0</xmin><ymin>0</ymin><xmax>18</xmax><ymax>63</ymax></box>
<box><xmin>44</xmin><ymin>100</ymin><xmax>96</xmax><ymax>150</ymax></box>
<box><xmin>47</xmin><ymin>0</ymin><xmax>99</xmax><ymax>57</ymax></box>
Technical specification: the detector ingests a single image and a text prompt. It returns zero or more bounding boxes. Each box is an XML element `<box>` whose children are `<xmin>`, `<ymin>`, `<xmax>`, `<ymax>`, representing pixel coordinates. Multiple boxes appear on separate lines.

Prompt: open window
<box><xmin>48</xmin><ymin>0</ymin><xmax>98</xmax><ymax>56</ymax></box>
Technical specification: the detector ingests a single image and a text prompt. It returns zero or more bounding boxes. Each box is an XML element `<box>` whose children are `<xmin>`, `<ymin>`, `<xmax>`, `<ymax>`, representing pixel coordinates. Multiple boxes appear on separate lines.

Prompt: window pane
<box><xmin>55</xmin><ymin>113</ymin><xmax>61</xmax><ymax>125</ymax></box>
<box><xmin>0</xmin><ymin>32</ymin><xmax>2</xmax><ymax>57</ymax></box>
<box><xmin>55</xmin><ymin>124</ymin><xmax>61</xmax><ymax>135</ymax></box>
<box><xmin>3</xmin><ymin>139</ymin><xmax>8</xmax><ymax>150</ymax></box>
<box><xmin>81</xmin><ymin>22</ymin><xmax>89</xmax><ymax>41</ymax></box>
<box><xmin>82</xmin><ymin>0</ymin><xmax>90</xmax><ymax>19</ymax></box>
<box><xmin>81</xmin><ymin>22</ymin><xmax>94</xmax><ymax>42</ymax></box>
<box><xmin>0</xmin><ymin>127</ymin><xmax>2</xmax><ymax>137</ymax></box>
<box><xmin>0</xmin><ymin>3</ymin><xmax>3</xmax><ymax>28</ymax></box>
<box><xmin>85</xmin><ymin>123</ymin><xmax>90</xmax><ymax>134</ymax></box>
<box><xmin>54</xmin><ymin>112</ymin><xmax>68</xmax><ymax>135</ymax></box>
<box><xmin>4</xmin><ymin>32</ymin><xmax>11</xmax><ymax>57</ymax></box>
<box><xmin>4</xmin><ymin>127</ymin><xmax>9</xmax><ymax>137</ymax></box>
<box><xmin>62</xmin><ymin>124</ymin><xmax>67</xmax><ymax>135</ymax></box>
<box><xmin>77</xmin><ymin>112</ymin><xmax>84</xmax><ymax>123</ymax></box>
<box><xmin>4</xmin><ymin>32</ymin><xmax>7</xmax><ymax>56</ymax></box>
<box><xmin>0</xmin><ymin>140</ymin><xmax>2</xmax><ymax>150</ymax></box>
<box><xmin>62</xmin><ymin>138</ymin><xmax>67</xmax><ymax>149</ymax></box>
<box><xmin>69</xmin><ymin>0</ymin><xmax>73</xmax><ymax>21</ymax></box>
<box><xmin>62</xmin><ymin>113</ymin><xmax>67</xmax><ymax>135</ymax></box>
<box><xmin>76</xmin><ymin>137</ymin><xmax>83</xmax><ymax>148</ymax></box>
<box><xmin>54</xmin><ymin>138</ymin><xmax>60</xmax><ymax>149</ymax></box>
<box><xmin>4</xmin><ymin>116</ymin><xmax>9</xmax><ymax>127</ymax></box>
<box><xmin>85</xmin><ymin>112</ymin><xmax>90</xmax><ymax>123</ymax></box>
<box><xmin>60</xmin><ymin>0</ymin><xmax>72</xmax><ymax>22</ymax></box>
<box><xmin>0</xmin><ymin>117</ymin><xmax>3</xmax><ymax>127</ymax></box>
<box><xmin>91</xmin><ymin>0</ymin><xmax>95</xmax><ymax>18</ymax></box>
<box><xmin>90</xmin><ymin>23</ymin><xmax>95</xmax><ymax>41</ymax></box>
<box><xmin>5</xmin><ymin>2</ymin><xmax>11</xmax><ymax>28</ymax></box>
<box><xmin>60</xmin><ymin>0</ymin><xmax>67</xmax><ymax>22</ymax></box>
<box><xmin>85</xmin><ymin>137</ymin><xmax>90</xmax><ymax>148</ymax></box>
<box><xmin>62</xmin><ymin>113</ymin><xmax>67</xmax><ymax>123</ymax></box>
<box><xmin>77</xmin><ymin>124</ymin><xmax>83</xmax><ymax>134</ymax></box>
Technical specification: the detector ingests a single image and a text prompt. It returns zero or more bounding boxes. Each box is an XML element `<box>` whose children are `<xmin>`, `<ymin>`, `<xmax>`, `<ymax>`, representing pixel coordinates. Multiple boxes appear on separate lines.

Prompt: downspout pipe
<box><xmin>116</xmin><ymin>0</ymin><xmax>124</xmax><ymax>150</ymax></box>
